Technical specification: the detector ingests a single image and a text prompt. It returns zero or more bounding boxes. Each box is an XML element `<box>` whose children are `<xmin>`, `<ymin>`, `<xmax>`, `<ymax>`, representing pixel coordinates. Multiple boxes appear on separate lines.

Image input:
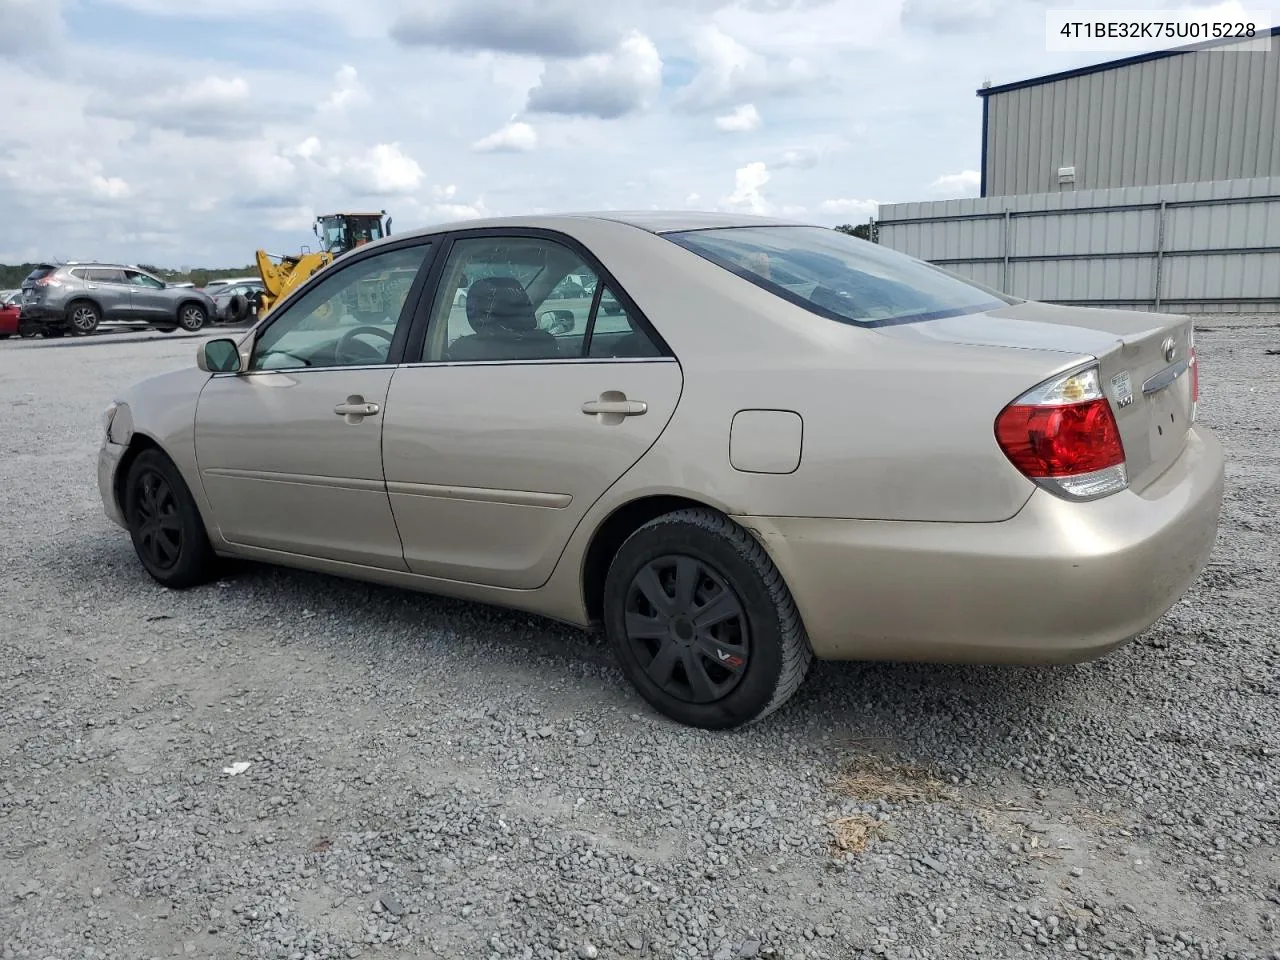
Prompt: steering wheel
<box><xmin>334</xmin><ymin>324</ymin><xmax>394</xmax><ymax>366</ymax></box>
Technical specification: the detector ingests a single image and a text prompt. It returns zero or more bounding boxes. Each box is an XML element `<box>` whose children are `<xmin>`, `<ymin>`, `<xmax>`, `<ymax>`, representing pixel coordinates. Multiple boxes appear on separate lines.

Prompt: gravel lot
<box><xmin>1</xmin><ymin>316</ymin><xmax>1278</xmax><ymax>960</ymax></box>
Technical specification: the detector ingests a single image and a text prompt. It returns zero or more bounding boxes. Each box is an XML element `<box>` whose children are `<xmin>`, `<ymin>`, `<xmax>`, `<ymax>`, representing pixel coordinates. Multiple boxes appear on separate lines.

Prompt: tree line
<box><xmin>0</xmin><ymin>262</ymin><xmax>258</xmax><ymax>289</ymax></box>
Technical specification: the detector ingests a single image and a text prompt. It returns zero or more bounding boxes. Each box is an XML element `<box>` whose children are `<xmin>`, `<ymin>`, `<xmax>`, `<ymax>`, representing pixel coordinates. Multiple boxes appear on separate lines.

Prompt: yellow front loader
<box><xmin>250</xmin><ymin>211</ymin><xmax>393</xmax><ymax>320</ymax></box>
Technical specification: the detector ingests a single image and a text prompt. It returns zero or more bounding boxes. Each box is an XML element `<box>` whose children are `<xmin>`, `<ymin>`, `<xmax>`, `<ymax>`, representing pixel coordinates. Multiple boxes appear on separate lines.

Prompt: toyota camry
<box><xmin>97</xmin><ymin>212</ymin><xmax>1225</xmax><ymax>729</ymax></box>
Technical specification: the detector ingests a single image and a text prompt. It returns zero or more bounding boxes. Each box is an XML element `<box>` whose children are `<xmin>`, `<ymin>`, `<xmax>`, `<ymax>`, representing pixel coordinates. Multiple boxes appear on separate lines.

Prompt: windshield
<box><xmin>320</xmin><ymin>217</ymin><xmax>385</xmax><ymax>253</ymax></box>
<box><xmin>667</xmin><ymin>226</ymin><xmax>1010</xmax><ymax>327</ymax></box>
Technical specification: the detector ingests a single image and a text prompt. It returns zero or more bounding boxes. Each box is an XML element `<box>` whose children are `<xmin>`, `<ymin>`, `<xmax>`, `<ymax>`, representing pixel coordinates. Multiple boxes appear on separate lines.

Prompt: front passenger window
<box><xmin>249</xmin><ymin>244</ymin><xmax>429</xmax><ymax>372</ymax></box>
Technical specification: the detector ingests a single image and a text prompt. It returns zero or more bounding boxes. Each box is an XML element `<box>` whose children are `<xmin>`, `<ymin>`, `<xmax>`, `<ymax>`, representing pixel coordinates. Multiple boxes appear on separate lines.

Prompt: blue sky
<box><xmin>1</xmin><ymin>0</ymin><xmax>1274</xmax><ymax>266</ymax></box>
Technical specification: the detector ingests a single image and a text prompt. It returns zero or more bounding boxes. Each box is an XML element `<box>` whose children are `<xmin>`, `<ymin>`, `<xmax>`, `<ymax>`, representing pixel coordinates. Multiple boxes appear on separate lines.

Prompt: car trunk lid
<box><xmin>874</xmin><ymin>301</ymin><xmax>1195</xmax><ymax>494</ymax></box>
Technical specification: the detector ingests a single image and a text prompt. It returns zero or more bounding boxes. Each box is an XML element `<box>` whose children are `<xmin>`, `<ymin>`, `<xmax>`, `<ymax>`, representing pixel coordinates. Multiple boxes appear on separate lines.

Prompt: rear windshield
<box><xmin>667</xmin><ymin>226</ymin><xmax>1010</xmax><ymax>327</ymax></box>
<box><xmin>23</xmin><ymin>265</ymin><xmax>57</xmax><ymax>283</ymax></box>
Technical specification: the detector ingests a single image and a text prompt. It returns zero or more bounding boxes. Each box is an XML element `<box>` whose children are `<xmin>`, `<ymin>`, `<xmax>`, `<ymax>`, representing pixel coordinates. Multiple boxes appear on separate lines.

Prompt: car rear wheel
<box><xmin>123</xmin><ymin>449</ymin><xmax>218</xmax><ymax>589</ymax></box>
<box><xmin>67</xmin><ymin>301</ymin><xmax>101</xmax><ymax>335</ymax></box>
<box><xmin>603</xmin><ymin>508</ymin><xmax>813</xmax><ymax>729</ymax></box>
<box><xmin>178</xmin><ymin>303</ymin><xmax>207</xmax><ymax>332</ymax></box>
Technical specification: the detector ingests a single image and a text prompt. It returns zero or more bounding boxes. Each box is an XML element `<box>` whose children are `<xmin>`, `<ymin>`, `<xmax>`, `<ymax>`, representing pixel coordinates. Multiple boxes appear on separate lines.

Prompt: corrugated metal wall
<box><xmin>983</xmin><ymin>46</ymin><xmax>1280</xmax><ymax>196</ymax></box>
<box><xmin>877</xmin><ymin>176</ymin><xmax>1280</xmax><ymax>313</ymax></box>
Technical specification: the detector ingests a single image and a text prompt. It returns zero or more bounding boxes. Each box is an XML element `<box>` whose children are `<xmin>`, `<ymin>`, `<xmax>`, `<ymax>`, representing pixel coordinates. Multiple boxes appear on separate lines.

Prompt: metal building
<box><xmin>979</xmin><ymin>26</ymin><xmax>1280</xmax><ymax>197</ymax></box>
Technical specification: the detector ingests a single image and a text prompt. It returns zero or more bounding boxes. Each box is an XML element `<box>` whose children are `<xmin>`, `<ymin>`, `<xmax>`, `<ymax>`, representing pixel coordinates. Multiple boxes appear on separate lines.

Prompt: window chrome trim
<box><xmin>208</xmin><ymin>356</ymin><xmax>678</xmax><ymax>378</ymax></box>
<box><xmin>210</xmin><ymin>362</ymin><xmax>397</xmax><ymax>378</ymax></box>
<box><xmin>397</xmin><ymin>356</ymin><xmax>678</xmax><ymax>370</ymax></box>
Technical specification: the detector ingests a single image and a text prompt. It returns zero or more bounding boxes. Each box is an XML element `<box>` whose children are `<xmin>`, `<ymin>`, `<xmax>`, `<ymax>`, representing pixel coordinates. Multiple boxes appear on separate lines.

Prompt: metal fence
<box><xmin>876</xmin><ymin>175</ymin><xmax>1280</xmax><ymax>313</ymax></box>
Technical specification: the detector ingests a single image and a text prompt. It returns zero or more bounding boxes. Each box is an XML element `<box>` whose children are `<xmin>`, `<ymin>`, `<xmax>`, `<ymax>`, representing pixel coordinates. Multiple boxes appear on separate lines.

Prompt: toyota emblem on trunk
<box><xmin>1162</xmin><ymin>337</ymin><xmax>1177</xmax><ymax>363</ymax></box>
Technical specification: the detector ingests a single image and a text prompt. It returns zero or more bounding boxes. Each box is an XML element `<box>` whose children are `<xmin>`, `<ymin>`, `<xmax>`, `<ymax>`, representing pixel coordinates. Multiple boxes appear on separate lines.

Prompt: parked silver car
<box><xmin>19</xmin><ymin>262</ymin><xmax>215</xmax><ymax>337</ymax></box>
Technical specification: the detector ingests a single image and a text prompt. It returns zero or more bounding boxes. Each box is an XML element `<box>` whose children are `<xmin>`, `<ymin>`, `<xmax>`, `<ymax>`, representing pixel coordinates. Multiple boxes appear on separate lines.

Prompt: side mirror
<box><xmin>197</xmin><ymin>338</ymin><xmax>243</xmax><ymax>373</ymax></box>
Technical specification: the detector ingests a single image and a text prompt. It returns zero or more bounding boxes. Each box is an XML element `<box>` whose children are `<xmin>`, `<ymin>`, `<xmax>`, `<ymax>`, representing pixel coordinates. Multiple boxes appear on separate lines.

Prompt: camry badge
<box><xmin>1162</xmin><ymin>337</ymin><xmax>1177</xmax><ymax>363</ymax></box>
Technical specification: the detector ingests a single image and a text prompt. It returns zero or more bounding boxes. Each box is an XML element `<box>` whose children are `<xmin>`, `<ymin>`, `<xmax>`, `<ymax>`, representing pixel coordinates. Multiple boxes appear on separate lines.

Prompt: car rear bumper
<box><xmin>98</xmin><ymin>439</ymin><xmax>128</xmax><ymax>529</ymax></box>
<box><xmin>19</xmin><ymin>304</ymin><xmax>62</xmax><ymax>322</ymax></box>
<box><xmin>737</xmin><ymin>425</ymin><xmax>1225</xmax><ymax>664</ymax></box>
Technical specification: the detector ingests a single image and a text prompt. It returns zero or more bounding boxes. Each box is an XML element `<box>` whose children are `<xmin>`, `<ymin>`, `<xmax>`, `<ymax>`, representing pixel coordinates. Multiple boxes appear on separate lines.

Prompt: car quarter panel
<box><xmin>734</xmin><ymin>425</ymin><xmax>1225</xmax><ymax>662</ymax></box>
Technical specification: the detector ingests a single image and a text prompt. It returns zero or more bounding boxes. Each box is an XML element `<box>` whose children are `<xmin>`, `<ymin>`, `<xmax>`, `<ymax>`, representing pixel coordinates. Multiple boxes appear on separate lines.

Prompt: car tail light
<box><xmin>35</xmin><ymin>276</ymin><xmax>62</xmax><ymax>288</ymax></box>
<box><xmin>995</xmin><ymin>364</ymin><xmax>1128</xmax><ymax>501</ymax></box>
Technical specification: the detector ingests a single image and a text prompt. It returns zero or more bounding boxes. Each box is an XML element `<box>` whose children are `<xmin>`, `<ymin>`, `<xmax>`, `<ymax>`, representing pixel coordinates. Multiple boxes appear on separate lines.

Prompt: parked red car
<box><xmin>0</xmin><ymin>290</ymin><xmax>22</xmax><ymax>339</ymax></box>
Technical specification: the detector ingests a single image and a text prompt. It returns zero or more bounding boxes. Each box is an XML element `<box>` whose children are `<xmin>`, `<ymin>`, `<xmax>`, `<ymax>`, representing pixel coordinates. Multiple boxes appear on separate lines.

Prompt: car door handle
<box><xmin>582</xmin><ymin>399</ymin><xmax>647</xmax><ymax>416</ymax></box>
<box><xmin>334</xmin><ymin>400</ymin><xmax>380</xmax><ymax>418</ymax></box>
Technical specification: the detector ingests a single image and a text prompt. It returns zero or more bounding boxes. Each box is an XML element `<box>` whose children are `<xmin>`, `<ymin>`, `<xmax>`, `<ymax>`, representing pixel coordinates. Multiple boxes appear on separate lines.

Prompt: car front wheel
<box><xmin>603</xmin><ymin>508</ymin><xmax>813</xmax><ymax>729</ymax></box>
<box><xmin>123</xmin><ymin>449</ymin><xmax>218</xmax><ymax>589</ymax></box>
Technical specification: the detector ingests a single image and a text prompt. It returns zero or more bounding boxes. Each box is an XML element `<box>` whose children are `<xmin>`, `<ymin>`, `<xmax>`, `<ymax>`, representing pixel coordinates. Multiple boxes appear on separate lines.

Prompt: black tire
<box><xmin>0</xmin><ymin>334</ymin><xmax>9</xmax><ymax>340</ymax></box>
<box><xmin>227</xmin><ymin>294</ymin><xmax>248</xmax><ymax>323</ymax></box>
<box><xmin>19</xmin><ymin>325</ymin><xmax>38</xmax><ymax>339</ymax></box>
<box><xmin>178</xmin><ymin>302</ymin><xmax>207</xmax><ymax>333</ymax></box>
<box><xmin>123</xmin><ymin>449</ymin><xmax>218</xmax><ymax>589</ymax></box>
<box><xmin>66</xmin><ymin>300</ymin><xmax>101</xmax><ymax>335</ymax></box>
<box><xmin>42</xmin><ymin>327</ymin><xmax>66</xmax><ymax>338</ymax></box>
<box><xmin>603</xmin><ymin>508</ymin><xmax>813</xmax><ymax>729</ymax></box>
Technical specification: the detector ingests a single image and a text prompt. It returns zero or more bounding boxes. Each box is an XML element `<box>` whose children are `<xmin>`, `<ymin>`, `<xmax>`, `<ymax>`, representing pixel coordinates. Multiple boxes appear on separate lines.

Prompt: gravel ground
<box><xmin>1</xmin><ymin>316</ymin><xmax>1278</xmax><ymax>960</ymax></box>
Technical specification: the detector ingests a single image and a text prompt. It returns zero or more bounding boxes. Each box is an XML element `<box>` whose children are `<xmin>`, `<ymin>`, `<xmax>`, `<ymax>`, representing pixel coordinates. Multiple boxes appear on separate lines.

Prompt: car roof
<box><xmin>395</xmin><ymin>210</ymin><xmax>810</xmax><ymax>240</ymax></box>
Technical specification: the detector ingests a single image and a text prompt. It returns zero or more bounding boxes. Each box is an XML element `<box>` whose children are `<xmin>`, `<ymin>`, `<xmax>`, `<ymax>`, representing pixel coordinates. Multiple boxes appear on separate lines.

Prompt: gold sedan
<box><xmin>98</xmin><ymin>213</ymin><xmax>1225</xmax><ymax>729</ymax></box>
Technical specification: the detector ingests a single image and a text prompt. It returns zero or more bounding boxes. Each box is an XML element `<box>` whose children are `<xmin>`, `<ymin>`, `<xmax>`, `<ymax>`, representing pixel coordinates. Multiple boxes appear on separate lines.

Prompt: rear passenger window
<box><xmin>586</xmin><ymin>286</ymin><xmax>662</xmax><ymax>358</ymax></box>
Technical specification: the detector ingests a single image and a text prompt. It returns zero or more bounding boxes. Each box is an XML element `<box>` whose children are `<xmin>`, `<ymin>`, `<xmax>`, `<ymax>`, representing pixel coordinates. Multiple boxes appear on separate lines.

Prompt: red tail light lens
<box><xmin>996</xmin><ymin>398</ymin><xmax>1125</xmax><ymax>476</ymax></box>
<box><xmin>995</xmin><ymin>364</ymin><xmax>1128</xmax><ymax>501</ymax></box>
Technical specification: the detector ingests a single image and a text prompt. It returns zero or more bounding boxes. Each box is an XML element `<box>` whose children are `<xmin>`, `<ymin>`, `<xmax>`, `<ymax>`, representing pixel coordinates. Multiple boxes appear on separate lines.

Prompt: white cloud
<box><xmin>323</xmin><ymin>65</ymin><xmax>366</xmax><ymax>111</ymax></box>
<box><xmin>472</xmin><ymin>120</ymin><xmax>538</xmax><ymax>153</ymax></box>
<box><xmin>290</xmin><ymin>136</ymin><xmax>322</xmax><ymax>160</ymax></box>
<box><xmin>777</xmin><ymin>146</ymin><xmax>820</xmax><ymax>169</ymax></box>
<box><xmin>679</xmin><ymin>25</ymin><xmax>816</xmax><ymax>111</ymax></box>
<box><xmin>527</xmin><ymin>31</ymin><xmax>662</xmax><ymax>119</ymax></box>
<box><xmin>722</xmin><ymin>161</ymin><xmax>773</xmax><ymax>215</ymax></box>
<box><xmin>714</xmin><ymin>103</ymin><xmax>762</xmax><ymax>132</ymax></box>
<box><xmin>90</xmin><ymin>175</ymin><xmax>131</xmax><ymax>200</ymax></box>
<box><xmin>929</xmin><ymin>169</ymin><xmax>981</xmax><ymax>196</ymax></box>
<box><xmin>341</xmin><ymin>143</ymin><xmax>424</xmax><ymax>195</ymax></box>
<box><xmin>819</xmin><ymin>198</ymin><xmax>879</xmax><ymax>218</ymax></box>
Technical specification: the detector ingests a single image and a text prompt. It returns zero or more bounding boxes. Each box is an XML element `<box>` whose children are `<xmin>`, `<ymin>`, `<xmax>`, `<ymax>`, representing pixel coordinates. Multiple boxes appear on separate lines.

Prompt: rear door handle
<box><xmin>582</xmin><ymin>399</ymin><xmax>647</xmax><ymax>416</ymax></box>
<box><xmin>334</xmin><ymin>398</ymin><xmax>380</xmax><ymax>421</ymax></box>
